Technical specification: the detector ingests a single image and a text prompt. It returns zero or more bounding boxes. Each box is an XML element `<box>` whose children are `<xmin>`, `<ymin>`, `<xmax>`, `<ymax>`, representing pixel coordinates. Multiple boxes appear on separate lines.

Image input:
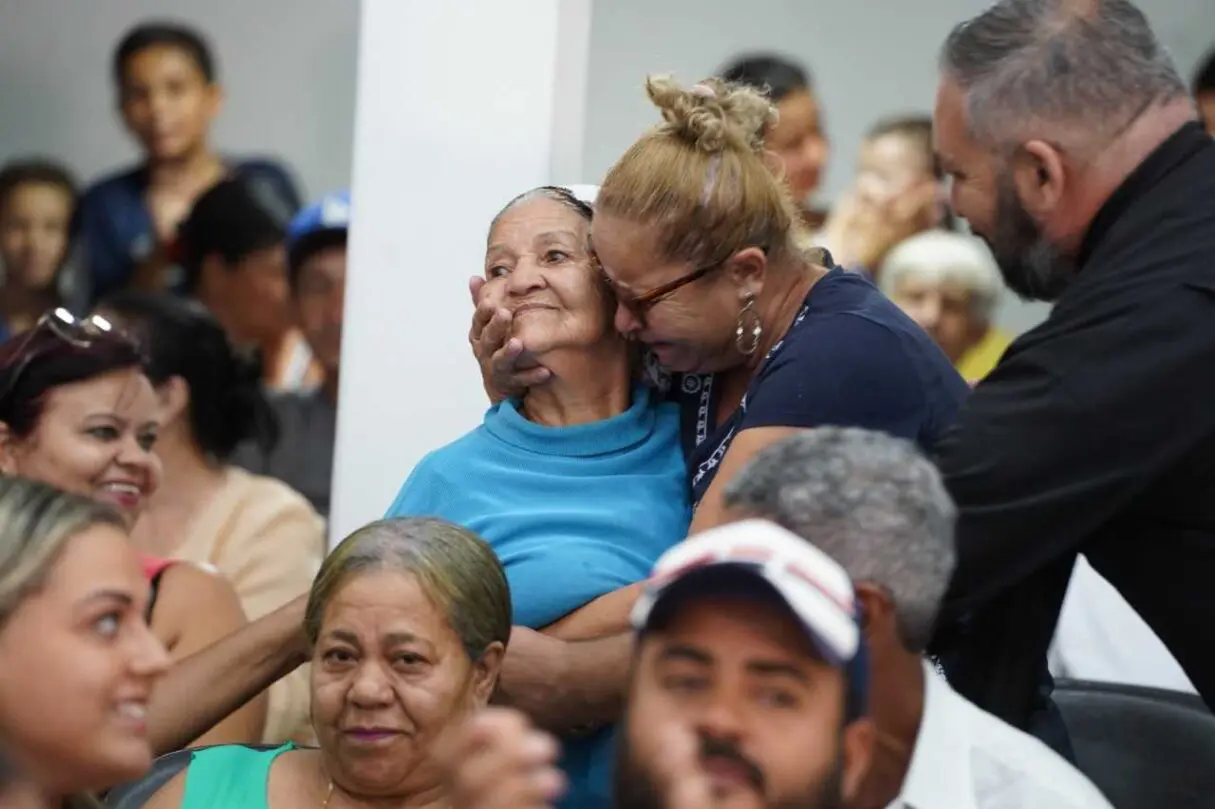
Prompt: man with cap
<box><xmin>442</xmin><ymin>518</ymin><xmax>875</xmax><ymax>809</ymax></box>
<box><xmin>231</xmin><ymin>190</ymin><xmax>348</xmax><ymax>518</ymax></box>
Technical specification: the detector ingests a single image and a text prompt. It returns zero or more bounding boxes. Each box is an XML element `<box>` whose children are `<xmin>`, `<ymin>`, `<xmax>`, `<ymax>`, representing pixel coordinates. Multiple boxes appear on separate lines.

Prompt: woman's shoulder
<box><xmin>221</xmin><ymin>467</ymin><xmax>322</xmax><ymax>519</ymax></box>
<box><xmin>154</xmin><ymin>560</ymin><xmax>238</xmax><ymax>606</ymax></box>
<box><xmin>207</xmin><ymin>468</ymin><xmax>326</xmax><ymax>550</ymax></box>
<box><xmin>148</xmin><ymin>562</ymin><xmax>243</xmax><ymax>645</ymax></box>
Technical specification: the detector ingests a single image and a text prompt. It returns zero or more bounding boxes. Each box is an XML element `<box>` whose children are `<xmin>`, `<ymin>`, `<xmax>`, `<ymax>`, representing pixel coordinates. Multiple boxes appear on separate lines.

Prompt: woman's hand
<box><xmin>469</xmin><ymin>276</ymin><xmax>551</xmax><ymax>402</ymax></box>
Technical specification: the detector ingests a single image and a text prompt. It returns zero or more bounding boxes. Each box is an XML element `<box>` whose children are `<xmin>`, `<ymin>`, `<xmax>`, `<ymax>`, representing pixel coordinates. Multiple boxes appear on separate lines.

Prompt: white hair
<box><xmin>879</xmin><ymin>230</ymin><xmax>1003</xmax><ymax>323</ymax></box>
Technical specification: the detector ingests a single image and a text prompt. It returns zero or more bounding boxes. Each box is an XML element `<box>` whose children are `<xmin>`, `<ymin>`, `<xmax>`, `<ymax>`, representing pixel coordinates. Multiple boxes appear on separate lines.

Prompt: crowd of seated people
<box><xmin>0</xmin><ymin>3</ymin><xmax>1214</xmax><ymax>809</ymax></box>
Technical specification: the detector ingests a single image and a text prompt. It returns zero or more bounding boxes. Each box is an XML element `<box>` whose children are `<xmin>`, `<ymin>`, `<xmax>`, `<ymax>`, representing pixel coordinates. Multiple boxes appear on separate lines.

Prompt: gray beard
<box><xmin>984</xmin><ymin>177</ymin><xmax>1077</xmax><ymax>303</ymax></box>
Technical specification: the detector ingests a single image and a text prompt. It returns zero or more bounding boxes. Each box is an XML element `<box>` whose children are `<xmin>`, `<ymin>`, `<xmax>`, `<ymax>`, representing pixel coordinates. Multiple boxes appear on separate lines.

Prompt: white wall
<box><xmin>0</xmin><ymin>0</ymin><xmax>359</xmax><ymax>199</ymax></box>
<box><xmin>329</xmin><ymin>0</ymin><xmax>592</xmax><ymax>542</ymax></box>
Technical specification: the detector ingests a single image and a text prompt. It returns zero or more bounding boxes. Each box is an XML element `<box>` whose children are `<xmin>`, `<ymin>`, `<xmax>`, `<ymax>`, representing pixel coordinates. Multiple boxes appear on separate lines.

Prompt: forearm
<box><xmin>187</xmin><ymin>691</ymin><xmax>268</xmax><ymax>748</ymax></box>
<box><xmin>146</xmin><ymin>597</ymin><xmax>308</xmax><ymax>755</ymax></box>
<box><xmin>545</xmin><ymin>583</ymin><xmax>644</xmax><ymax>640</ymax></box>
<box><xmin>496</xmin><ymin>632</ymin><xmax>632</xmax><ymax>734</ymax></box>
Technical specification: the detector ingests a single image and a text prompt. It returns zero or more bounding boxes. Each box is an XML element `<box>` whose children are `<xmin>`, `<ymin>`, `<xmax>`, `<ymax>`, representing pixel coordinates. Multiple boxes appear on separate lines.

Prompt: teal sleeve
<box><xmin>384</xmin><ymin>455</ymin><xmax>441</xmax><ymax>518</ymax></box>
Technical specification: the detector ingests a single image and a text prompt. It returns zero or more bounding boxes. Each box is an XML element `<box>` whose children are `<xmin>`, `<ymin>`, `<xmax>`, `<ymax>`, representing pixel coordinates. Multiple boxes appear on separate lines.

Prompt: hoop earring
<box><xmin>735</xmin><ymin>293</ymin><xmax>763</xmax><ymax>356</ymax></box>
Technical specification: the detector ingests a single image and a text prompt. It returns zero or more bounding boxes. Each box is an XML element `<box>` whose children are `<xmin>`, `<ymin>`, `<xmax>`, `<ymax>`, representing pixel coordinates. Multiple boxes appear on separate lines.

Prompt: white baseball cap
<box><xmin>631</xmin><ymin>519</ymin><xmax>862</xmax><ymax>671</ymax></box>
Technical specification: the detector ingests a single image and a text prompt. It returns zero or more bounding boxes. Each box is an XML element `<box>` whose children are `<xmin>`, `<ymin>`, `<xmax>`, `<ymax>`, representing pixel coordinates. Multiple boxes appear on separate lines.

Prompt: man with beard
<box><xmin>441</xmin><ymin>519</ymin><xmax>875</xmax><ymax>809</ymax></box>
<box><xmin>928</xmin><ymin>0</ymin><xmax>1215</xmax><ymax>735</ymax></box>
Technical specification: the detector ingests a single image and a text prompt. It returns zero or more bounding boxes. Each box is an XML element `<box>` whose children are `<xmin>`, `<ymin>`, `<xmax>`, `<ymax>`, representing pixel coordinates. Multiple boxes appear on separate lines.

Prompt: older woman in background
<box><xmin>140</xmin><ymin>516</ymin><xmax>511</xmax><ymax>809</ymax></box>
<box><xmin>0</xmin><ymin>310</ymin><xmax>264</xmax><ymax>747</ymax></box>
<box><xmin>879</xmin><ymin>230</ymin><xmax>1012</xmax><ymax>383</ymax></box>
<box><xmin>391</xmin><ymin>186</ymin><xmax>689</xmax><ymax>809</ymax></box>
<box><xmin>0</xmin><ymin>477</ymin><xmax>169</xmax><ymax>809</ymax></box>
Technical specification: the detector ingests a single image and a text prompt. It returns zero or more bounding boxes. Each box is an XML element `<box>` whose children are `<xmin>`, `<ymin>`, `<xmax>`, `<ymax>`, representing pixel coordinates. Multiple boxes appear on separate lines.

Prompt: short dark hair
<box><xmin>0</xmin><ymin>326</ymin><xmax>147</xmax><ymax>439</ymax></box>
<box><xmin>1195</xmin><ymin>47</ymin><xmax>1215</xmax><ymax>96</ymax></box>
<box><xmin>288</xmin><ymin>230</ymin><xmax>348</xmax><ymax>291</ymax></box>
<box><xmin>717</xmin><ymin>53</ymin><xmax>812</xmax><ymax>103</ymax></box>
<box><xmin>0</xmin><ymin>159</ymin><xmax>77</xmax><ymax>217</ymax></box>
<box><xmin>866</xmin><ymin>114</ymin><xmax>939</xmax><ymax>178</ymax></box>
<box><xmin>113</xmin><ymin>22</ymin><xmax>215</xmax><ymax>89</ymax></box>
<box><xmin>99</xmin><ymin>292</ymin><xmax>277</xmax><ymax>460</ymax></box>
<box><xmin>178</xmin><ymin>178</ymin><xmax>287</xmax><ymax>294</ymax></box>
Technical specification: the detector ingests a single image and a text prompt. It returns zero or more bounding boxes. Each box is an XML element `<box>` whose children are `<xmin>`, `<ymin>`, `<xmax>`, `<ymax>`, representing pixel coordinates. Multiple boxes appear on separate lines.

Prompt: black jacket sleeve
<box><xmin>938</xmin><ymin>280</ymin><xmax>1215</xmax><ymax>615</ymax></box>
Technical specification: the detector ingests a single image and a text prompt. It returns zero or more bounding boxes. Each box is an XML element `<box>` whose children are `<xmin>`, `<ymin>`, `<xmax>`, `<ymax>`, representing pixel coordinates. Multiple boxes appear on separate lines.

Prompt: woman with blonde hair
<box><xmin>139</xmin><ymin>516</ymin><xmax>511</xmax><ymax>809</ymax></box>
<box><xmin>0</xmin><ymin>476</ymin><xmax>170</xmax><ymax>809</ymax></box>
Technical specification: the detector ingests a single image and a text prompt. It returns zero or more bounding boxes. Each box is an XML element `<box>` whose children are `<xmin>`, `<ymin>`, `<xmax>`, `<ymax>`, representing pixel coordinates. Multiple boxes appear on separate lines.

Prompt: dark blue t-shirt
<box><xmin>674</xmin><ymin>269</ymin><xmax>969</xmax><ymax>505</ymax></box>
<box><xmin>74</xmin><ymin>157</ymin><xmax>301</xmax><ymax>304</ymax></box>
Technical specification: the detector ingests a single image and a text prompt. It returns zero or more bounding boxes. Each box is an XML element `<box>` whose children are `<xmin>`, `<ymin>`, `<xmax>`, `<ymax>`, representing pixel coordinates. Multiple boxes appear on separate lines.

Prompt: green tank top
<box><xmin>180</xmin><ymin>743</ymin><xmax>296</xmax><ymax>809</ymax></box>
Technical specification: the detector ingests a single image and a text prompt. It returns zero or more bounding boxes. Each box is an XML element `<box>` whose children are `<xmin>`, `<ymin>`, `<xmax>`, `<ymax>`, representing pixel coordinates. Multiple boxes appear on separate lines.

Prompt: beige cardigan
<box><xmin>173</xmin><ymin>467</ymin><xmax>324</xmax><ymax>744</ymax></box>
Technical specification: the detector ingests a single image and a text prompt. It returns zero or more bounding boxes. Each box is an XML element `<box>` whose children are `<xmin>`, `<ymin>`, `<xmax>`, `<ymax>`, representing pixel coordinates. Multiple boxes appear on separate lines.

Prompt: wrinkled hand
<box><xmin>468</xmin><ymin>277</ymin><xmax>551</xmax><ymax>402</ymax></box>
<box><xmin>441</xmin><ymin>708</ymin><xmax>566</xmax><ymax>809</ymax></box>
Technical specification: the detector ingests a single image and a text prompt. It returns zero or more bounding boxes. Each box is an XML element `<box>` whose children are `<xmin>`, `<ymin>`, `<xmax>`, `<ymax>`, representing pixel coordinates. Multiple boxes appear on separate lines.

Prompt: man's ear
<box><xmin>0</xmin><ymin>423</ymin><xmax>20</xmax><ymax>476</ymax></box>
<box><xmin>853</xmin><ymin>581</ymin><xmax>895</xmax><ymax>642</ymax></box>
<box><xmin>841</xmin><ymin>716</ymin><xmax>875</xmax><ymax>805</ymax></box>
<box><xmin>1011</xmin><ymin>139</ymin><xmax>1066</xmax><ymax>219</ymax></box>
<box><xmin>203</xmin><ymin>81</ymin><xmax>225</xmax><ymax>122</ymax></box>
<box><xmin>197</xmin><ymin>253</ymin><xmax>229</xmax><ymax>299</ymax></box>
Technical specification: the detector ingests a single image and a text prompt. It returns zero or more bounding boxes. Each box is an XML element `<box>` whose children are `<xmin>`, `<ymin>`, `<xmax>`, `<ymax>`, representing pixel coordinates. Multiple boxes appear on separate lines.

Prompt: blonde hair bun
<box><xmin>645</xmin><ymin>75</ymin><xmax>776</xmax><ymax>154</ymax></box>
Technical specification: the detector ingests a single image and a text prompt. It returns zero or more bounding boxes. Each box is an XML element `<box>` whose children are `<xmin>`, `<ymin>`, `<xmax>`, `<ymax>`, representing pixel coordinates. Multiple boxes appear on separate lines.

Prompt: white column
<box><xmin>330</xmin><ymin>0</ymin><xmax>593</xmax><ymax>545</ymax></box>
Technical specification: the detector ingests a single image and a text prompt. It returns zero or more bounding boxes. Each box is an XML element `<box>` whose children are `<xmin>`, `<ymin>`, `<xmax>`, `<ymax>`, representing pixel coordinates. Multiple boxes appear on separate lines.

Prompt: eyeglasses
<box><xmin>594</xmin><ymin>245</ymin><xmax>769</xmax><ymax>327</ymax></box>
<box><xmin>595</xmin><ymin>256</ymin><xmax>725</xmax><ymax>327</ymax></box>
<box><xmin>0</xmin><ymin>308</ymin><xmax>128</xmax><ymax>412</ymax></box>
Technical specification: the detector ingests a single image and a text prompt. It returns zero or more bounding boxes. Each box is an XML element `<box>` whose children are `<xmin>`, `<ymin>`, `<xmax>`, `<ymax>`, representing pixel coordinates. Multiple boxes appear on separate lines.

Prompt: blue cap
<box><xmin>286</xmin><ymin>190</ymin><xmax>351</xmax><ymax>266</ymax></box>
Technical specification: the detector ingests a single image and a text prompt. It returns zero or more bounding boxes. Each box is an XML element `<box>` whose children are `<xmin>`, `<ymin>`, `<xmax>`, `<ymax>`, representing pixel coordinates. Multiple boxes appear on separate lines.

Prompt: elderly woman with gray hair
<box><xmin>386</xmin><ymin>185</ymin><xmax>691</xmax><ymax>809</ymax></box>
<box><xmin>140</xmin><ymin>516</ymin><xmax>512</xmax><ymax>809</ymax></box>
<box><xmin>878</xmin><ymin>230</ymin><xmax>1013</xmax><ymax>382</ymax></box>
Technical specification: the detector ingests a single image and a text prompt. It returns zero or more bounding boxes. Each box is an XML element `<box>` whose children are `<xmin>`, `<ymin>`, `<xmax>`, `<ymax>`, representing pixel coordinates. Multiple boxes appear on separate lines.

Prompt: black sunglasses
<box><xmin>0</xmin><ymin>308</ymin><xmax>130</xmax><ymax>412</ymax></box>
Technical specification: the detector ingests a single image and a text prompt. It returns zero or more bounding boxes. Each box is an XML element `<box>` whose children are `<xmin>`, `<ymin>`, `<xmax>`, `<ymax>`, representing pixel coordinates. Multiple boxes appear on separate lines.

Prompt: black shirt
<box><xmin>674</xmin><ymin>269</ymin><xmax>968</xmax><ymax>505</ymax></box>
<box><xmin>933</xmin><ymin>121</ymin><xmax>1215</xmax><ymax>724</ymax></box>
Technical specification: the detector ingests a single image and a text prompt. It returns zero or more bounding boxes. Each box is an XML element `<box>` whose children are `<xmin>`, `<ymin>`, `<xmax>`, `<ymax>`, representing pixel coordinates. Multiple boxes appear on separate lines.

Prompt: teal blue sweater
<box><xmin>386</xmin><ymin>384</ymin><xmax>690</xmax><ymax>809</ymax></box>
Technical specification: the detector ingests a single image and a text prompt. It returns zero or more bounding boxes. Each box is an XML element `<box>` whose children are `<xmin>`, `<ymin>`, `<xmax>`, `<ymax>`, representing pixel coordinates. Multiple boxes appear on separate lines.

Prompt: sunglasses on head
<box><xmin>0</xmin><ymin>308</ymin><xmax>133</xmax><ymax>412</ymax></box>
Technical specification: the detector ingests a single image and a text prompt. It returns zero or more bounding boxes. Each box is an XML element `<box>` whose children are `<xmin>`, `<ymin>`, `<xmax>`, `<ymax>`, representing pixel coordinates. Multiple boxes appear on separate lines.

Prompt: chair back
<box><xmin>1055</xmin><ymin>679</ymin><xmax>1215</xmax><ymax>809</ymax></box>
